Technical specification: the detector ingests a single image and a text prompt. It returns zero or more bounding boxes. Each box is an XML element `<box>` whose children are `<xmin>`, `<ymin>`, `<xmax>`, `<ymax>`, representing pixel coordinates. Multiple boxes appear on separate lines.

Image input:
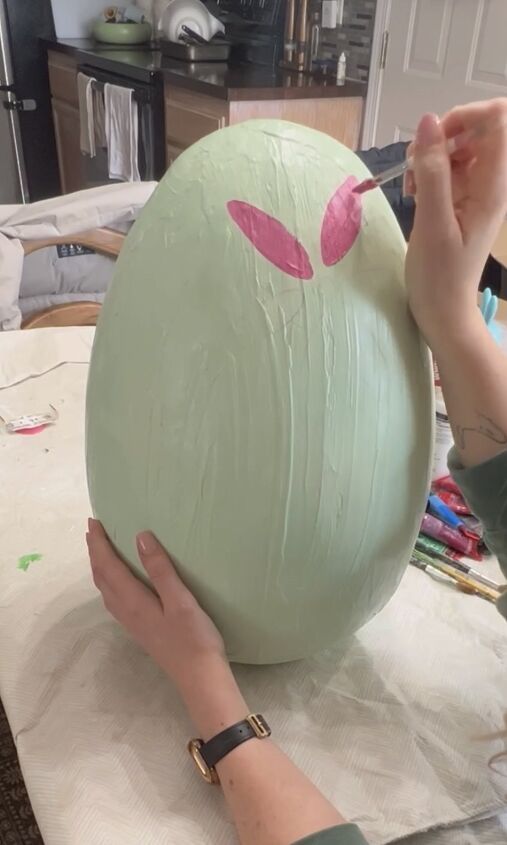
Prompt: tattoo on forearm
<box><xmin>455</xmin><ymin>414</ymin><xmax>507</xmax><ymax>450</ymax></box>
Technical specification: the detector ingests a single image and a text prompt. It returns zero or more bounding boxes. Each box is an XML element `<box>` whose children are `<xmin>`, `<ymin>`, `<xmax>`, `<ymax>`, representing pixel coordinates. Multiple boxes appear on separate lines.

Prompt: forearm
<box><xmin>179</xmin><ymin>661</ymin><xmax>345</xmax><ymax>845</ymax></box>
<box><xmin>429</xmin><ymin>311</ymin><xmax>507</xmax><ymax>468</ymax></box>
<box><xmin>88</xmin><ymin>524</ymin><xmax>350</xmax><ymax>845</ymax></box>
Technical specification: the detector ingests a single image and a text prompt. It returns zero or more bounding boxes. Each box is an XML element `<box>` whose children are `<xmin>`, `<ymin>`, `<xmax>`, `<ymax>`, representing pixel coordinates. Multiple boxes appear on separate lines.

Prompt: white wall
<box><xmin>51</xmin><ymin>0</ymin><xmax>108</xmax><ymax>37</ymax></box>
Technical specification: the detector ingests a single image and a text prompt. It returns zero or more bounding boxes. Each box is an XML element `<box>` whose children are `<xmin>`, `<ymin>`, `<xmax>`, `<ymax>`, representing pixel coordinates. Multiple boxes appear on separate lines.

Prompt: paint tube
<box><xmin>416</xmin><ymin>533</ymin><xmax>464</xmax><ymax>562</ymax></box>
<box><xmin>420</xmin><ymin>513</ymin><xmax>482</xmax><ymax>560</ymax></box>
<box><xmin>427</xmin><ymin>493</ymin><xmax>481</xmax><ymax>542</ymax></box>
<box><xmin>427</xmin><ymin>494</ymin><xmax>465</xmax><ymax>531</ymax></box>
<box><xmin>433</xmin><ymin>489</ymin><xmax>471</xmax><ymax>516</ymax></box>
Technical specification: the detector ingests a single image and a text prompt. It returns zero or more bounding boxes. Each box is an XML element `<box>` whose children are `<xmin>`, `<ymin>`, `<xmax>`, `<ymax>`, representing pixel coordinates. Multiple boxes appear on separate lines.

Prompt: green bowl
<box><xmin>93</xmin><ymin>21</ymin><xmax>152</xmax><ymax>45</ymax></box>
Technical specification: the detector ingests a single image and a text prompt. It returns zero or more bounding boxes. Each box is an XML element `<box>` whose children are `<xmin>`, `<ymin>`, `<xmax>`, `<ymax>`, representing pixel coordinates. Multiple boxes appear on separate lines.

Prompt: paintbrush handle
<box><xmin>414</xmin><ymin>539</ymin><xmax>502</xmax><ymax>590</ymax></box>
<box><xmin>372</xmin><ymin>126</ymin><xmax>483</xmax><ymax>188</ymax></box>
<box><xmin>434</xmin><ymin>560</ymin><xmax>500</xmax><ymax>602</ymax></box>
<box><xmin>413</xmin><ymin>548</ymin><xmax>500</xmax><ymax>602</ymax></box>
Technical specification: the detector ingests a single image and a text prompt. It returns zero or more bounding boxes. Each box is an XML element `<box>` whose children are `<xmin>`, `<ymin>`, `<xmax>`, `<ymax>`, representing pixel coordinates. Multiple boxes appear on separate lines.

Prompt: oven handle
<box><xmin>77</xmin><ymin>65</ymin><xmax>157</xmax><ymax>104</ymax></box>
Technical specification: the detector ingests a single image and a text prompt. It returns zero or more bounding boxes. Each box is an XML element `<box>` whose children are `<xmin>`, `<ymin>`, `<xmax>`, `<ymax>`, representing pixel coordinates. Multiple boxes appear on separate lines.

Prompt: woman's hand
<box><xmin>86</xmin><ymin>520</ymin><xmax>226</xmax><ymax>692</ymax></box>
<box><xmin>405</xmin><ymin>98</ymin><xmax>507</xmax><ymax>470</ymax></box>
<box><xmin>87</xmin><ymin>520</ymin><xmax>350</xmax><ymax>845</ymax></box>
<box><xmin>405</xmin><ymin>99</ymin><xmax>507</xmax><ymax>348</ymax></box>
<box><xmin>87</xmin><ymin>520</ymin><xmax>249</xmax><ymax>739</ymax></box>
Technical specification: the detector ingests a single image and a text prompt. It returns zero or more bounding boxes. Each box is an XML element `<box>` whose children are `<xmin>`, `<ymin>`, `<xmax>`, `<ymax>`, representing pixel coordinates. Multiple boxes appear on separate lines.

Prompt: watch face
<box><xmin>187</xmin><ymin>739</ymin><xmax>219</xmax><ymax>785</ymax></box>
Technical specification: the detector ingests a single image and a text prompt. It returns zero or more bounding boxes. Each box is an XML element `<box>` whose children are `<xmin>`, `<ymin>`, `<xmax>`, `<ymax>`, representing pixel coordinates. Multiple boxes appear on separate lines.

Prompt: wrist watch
<box><xmin>188</xmin><ymin>713</ymin><xmax>271</xmax><ymax>785</ymax></box>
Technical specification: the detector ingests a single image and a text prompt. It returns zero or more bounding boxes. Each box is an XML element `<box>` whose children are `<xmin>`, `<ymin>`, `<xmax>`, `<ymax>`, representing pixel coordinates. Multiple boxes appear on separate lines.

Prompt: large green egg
<box><xmin>86</xmin><ymin>120</ymin><xmax>433</xmax><ymax>664</ymax></box>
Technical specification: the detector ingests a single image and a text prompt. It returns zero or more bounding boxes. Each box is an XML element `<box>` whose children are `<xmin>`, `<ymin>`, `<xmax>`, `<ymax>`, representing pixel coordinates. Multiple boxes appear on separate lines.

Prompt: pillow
<box><xmin>20</xmin><ymin>245</ymin><xmax>115</xmax><ymax>309</ymax></box>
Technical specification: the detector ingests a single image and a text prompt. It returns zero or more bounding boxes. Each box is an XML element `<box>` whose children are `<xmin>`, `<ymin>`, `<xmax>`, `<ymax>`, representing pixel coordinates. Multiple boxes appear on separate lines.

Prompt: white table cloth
<box><xmin>0</xmin><ymin>327</ymin><xmax>506</xmax><ymax>845</ymax></box>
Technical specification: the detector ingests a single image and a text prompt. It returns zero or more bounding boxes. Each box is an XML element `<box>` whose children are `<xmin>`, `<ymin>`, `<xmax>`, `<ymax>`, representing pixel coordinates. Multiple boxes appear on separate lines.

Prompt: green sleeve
<box><xmin>293</xmin><ymin>824</ymin><xmax>368</xmax><ymax>844</ymax></box>
<box><xmin>448</xmin><ymin>447</ymin><xmax>507</xmax><ymax>619</ymax></box>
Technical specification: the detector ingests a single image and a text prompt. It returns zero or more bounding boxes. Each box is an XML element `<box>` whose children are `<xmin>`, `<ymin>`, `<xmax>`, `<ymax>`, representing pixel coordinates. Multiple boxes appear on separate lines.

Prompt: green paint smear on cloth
<box><xmin>18</xmin><ymin>554</ymin><xmax>43</xmax><ymax>572</ymax></box>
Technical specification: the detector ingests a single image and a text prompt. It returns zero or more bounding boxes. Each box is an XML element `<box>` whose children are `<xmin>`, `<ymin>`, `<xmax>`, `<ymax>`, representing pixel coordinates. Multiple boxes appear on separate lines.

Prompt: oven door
<box><xmin>77</xmin><ymin>65</ymin><xmax>165</xmax><ymax>188</ymax></box>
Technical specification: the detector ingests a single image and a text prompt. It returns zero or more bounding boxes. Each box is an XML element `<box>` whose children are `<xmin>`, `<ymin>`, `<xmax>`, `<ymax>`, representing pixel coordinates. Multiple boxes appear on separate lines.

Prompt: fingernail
<box><xmin>416</xmin><ymin>113</ymin><xmax>442</xmax><ymax>146</ymax></box>
<box><xmin>137</xmin><ymin>532</ymin><xmax>158</xmax><ymax>554</ymax></box>
<box><xmin>88</xmin><ymin>517</ymin><xmax>99</xmax><ymax>532</ymax></box>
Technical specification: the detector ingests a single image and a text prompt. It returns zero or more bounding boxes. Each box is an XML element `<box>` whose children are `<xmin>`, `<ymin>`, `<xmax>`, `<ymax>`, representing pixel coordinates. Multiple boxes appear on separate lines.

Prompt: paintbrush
<box><xmin>412</xmin><ymin>548</ymin><xmax>500</xmax><ymax>603</ymax></box>
<box><xmin>410</xmin><ymin>556</ymin><xmax>457</xmax><ymax>585</ymax></box>
<box><xmin>414</xmin><ymin>538</ymin><xmax>502</xmax><ymax>591</ymax></box>
<box><xmin>353</xmin><ymin>120</ymin><xmax>499</xmax><ymax>195</ymax></box>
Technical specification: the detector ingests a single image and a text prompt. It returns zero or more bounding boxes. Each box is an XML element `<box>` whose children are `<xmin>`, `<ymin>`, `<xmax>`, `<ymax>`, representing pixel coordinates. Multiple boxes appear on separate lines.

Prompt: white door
<box><xmin>370</xmin><ymin>0</ymin><xmax>507</xmax><ymax>147</ymax></box>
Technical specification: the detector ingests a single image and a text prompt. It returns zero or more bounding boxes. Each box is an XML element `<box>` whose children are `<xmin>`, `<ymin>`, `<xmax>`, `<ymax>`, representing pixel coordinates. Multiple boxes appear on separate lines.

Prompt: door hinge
<box><xmin>379</xmin><ymin>30</ymin><xmax>389</xmax><ymax>70</ymax></box>
<box><xmin>3</xmin><ymin>98</ymin><xmax>36</xmax><ymax>112</ymax></box>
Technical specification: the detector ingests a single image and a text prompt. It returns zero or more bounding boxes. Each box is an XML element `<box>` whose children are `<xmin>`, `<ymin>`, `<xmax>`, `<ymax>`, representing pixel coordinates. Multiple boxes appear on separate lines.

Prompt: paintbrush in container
<box><xmin>353</xmin><ymin>119</ymin><xmax>503</xmax><ymax>195</ymax></box>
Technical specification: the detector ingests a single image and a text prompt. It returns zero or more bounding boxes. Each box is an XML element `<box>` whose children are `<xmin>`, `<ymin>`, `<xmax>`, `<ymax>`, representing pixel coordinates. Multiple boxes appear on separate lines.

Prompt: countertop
<box><xmin>42</xmin><ymin>38</ymin><xmax>366</xmax><ymax>102</ymax></box>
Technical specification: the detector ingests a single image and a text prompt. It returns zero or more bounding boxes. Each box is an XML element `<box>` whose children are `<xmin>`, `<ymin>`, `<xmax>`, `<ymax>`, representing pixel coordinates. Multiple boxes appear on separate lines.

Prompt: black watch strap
<box><xmin>200</xmin><ymin>714</ymin><xmax>271</xmax><ymax>770</ymax></box>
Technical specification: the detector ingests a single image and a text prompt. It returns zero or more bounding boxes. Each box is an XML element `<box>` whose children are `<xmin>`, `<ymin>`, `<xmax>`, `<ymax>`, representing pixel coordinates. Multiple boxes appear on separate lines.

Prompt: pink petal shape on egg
<box><xmin>227</xmin><ymin>200</ymin><xmax>313</xmax><ymax>280</ymax></box>
<box><xmin>321</xmin><ymin>175</ymin><xmax>362</xmax><ymax>267</ymax></box>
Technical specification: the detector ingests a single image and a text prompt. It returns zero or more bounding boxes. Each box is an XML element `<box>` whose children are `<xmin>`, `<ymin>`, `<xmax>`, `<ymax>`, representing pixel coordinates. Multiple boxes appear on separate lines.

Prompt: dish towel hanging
<box><xmin>104</xmin><ymin>83</ymin><xmax>141</xmax><ymax>183</ymax></box>
<box><xmin>77</xmin><ymin>72</ymin><xmax>96</xmax><ymax>157</ymax></box>
<box><xmin>93</xmin><ymin>87</ymin><xmax>107</xmax><ymax>150</ymax></box>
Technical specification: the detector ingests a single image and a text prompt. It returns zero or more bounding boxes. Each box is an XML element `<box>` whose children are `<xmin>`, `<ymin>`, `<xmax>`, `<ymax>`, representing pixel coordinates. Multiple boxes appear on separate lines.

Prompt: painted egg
<box><xmin>86</xmin><ymin>120</ymin><xmax>433</xmax><ymax>664</ymax></box>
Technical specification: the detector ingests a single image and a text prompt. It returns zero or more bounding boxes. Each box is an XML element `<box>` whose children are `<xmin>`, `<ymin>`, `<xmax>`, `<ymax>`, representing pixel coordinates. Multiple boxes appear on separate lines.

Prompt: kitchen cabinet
<box><xmin>164</xmin><ymin>83</ymin><xmax>363</xmax><ymax>167</ymax></box>
<box><xmin>51</xmin><ymin>98</ymin><xmax>84</xmax><ymax>194</ymax></box>
<box><xmin>47</xmin><ymin>50</ymin><xmax>83</xmax><ymax>193</ymax></box>
<box><xmin>228</xmin><ymin>97</ymin><xmax>363</xmax><ymax>150</ymax></box>
<box><xmin>165</xmin><ymin>87</ymin><xmax>228</xmax><ymax>163</ymax></box>
<box><xmin>45</xmin><ymin>41</ymin><xmax>365</xmax><ymax>191</ymax></box>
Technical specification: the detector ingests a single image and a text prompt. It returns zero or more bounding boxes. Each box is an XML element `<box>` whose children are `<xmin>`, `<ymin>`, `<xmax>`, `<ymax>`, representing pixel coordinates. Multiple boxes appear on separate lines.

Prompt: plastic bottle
<box><xmin>431</xmin><ymin>365</ymin><xmax>454</xmax><ymax>482</ymax></box>
<box><xmin>336</xmin><ymin>51</ymin><xmax>346</xmax><ymax>85</ymax></box>
<box><xmin>310</xmin><ymin>13</ymin><xmax>320</xmax><ymax>60</ymax></box>
<box><xmin>305</xmin><ymin>12</ymin><xmax>321</xmax><ymax>71</ymax></box>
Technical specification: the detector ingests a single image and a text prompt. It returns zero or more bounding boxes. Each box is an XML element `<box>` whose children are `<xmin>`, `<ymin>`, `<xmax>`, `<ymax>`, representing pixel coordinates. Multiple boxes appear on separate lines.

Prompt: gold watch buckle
<box><xmin>187</xmin><ymin>738</ymin><xmax>220</xmax><ymax>785</ymax></box>
<box><xmin>247</xmin><ymin>713</ymin><xmax>271</xmax><ymax>739</ymax></box>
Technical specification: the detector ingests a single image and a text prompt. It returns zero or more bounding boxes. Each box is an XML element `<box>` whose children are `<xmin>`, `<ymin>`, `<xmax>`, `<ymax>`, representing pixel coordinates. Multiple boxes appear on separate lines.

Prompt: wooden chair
<box><xmin>21</xmin><ymin>227</ymin><xmax>125</xmax><ymax>330</ymax></box>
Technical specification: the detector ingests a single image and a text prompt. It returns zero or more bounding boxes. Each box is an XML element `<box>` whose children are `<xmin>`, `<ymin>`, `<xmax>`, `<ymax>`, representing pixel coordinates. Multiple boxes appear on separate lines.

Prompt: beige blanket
<box><xmin>0</xmin><ymin>327</ymin><xmax>506</xmax><ymax>845</ymax></box>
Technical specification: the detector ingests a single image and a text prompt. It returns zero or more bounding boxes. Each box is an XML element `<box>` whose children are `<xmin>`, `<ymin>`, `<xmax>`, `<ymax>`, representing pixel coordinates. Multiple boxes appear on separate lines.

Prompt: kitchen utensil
<box><xmin>181</xmin><ymin>24</ymin><xmax>208</xmax><ymax>43</ymax></box>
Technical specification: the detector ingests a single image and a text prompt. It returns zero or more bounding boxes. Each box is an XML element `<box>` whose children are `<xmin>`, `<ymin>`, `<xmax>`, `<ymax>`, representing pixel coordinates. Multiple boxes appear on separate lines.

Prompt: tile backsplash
<box><xmin>319</xmin><ymin>0</ymin><xmax>377</xmax><ymax>82</ymax></box>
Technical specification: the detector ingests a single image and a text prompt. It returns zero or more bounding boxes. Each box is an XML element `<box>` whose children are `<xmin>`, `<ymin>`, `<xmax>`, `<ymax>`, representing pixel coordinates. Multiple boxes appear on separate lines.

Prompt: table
<box><xmin>0</xmin><ymin>327</ymin><xmax>506</xmax><ymax>845</ymax></box>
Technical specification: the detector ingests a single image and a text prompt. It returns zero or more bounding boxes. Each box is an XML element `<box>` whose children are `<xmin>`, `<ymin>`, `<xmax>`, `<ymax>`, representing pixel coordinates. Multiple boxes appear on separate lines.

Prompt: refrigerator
<box><xmin>0</xmin><ymin>0</ymin><xmax>60</xmax><ymax>203</ymax></box>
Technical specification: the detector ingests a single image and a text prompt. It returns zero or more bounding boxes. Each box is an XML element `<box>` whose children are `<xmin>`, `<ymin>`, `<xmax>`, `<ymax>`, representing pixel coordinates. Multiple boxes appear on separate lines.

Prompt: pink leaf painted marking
<box><xmin>321</xmin><ymin>175</ymin><xmax>362</xmax><ymax>267</ymax></box>
<box><xmin>227</xmin><ymin>200</ymin><xmax>313</xmax><ymax>280</ymax></box>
